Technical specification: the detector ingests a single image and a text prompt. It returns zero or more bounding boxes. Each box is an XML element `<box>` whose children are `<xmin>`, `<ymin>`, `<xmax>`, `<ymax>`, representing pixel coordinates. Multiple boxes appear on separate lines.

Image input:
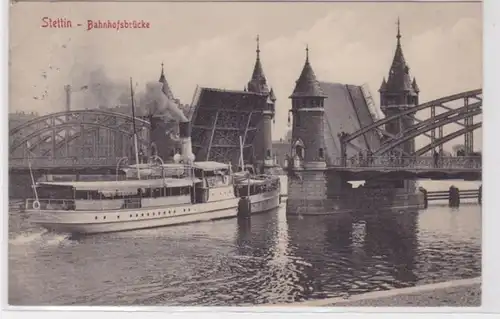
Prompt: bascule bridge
<box><xmin>188</xmin><ymin>36</ymin><xmax>277</xmax><ymax>171</ymax></box>
<box><xmin>286</xmin><ymin>21</ymin><xmax>482</xmax><ymax>215</ymax></box>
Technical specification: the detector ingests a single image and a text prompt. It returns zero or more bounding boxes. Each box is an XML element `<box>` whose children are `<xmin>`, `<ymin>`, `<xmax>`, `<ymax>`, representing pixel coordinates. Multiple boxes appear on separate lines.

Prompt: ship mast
<box><xmin>239</xmin><ymin>136</ymin><xmax>244</xmax><ymax>171</ymax></box>
<box><xmin>130</xmin><ymin>77</ymin><xmax>141</xmax><ymax>180</ymax></box>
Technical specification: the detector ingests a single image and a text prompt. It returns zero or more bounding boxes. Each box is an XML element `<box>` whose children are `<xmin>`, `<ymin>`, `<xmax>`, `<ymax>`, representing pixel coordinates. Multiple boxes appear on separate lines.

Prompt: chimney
<box><xmin>64</xmin><ymin>85</ymin><xmax>71</xmax><ymax>112</ymax></box>
<box><xmin>178</xmin><ymin>120</ymin><xmax>195</xmax><ymax>163</ymax></box>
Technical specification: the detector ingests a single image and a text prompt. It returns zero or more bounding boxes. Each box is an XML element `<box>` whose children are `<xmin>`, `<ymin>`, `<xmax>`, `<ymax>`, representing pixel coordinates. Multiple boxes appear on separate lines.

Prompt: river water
<box><xmin>8</xmin><ymin>186</ymin><xmax>481</xmax><ymax>306</ymax></box>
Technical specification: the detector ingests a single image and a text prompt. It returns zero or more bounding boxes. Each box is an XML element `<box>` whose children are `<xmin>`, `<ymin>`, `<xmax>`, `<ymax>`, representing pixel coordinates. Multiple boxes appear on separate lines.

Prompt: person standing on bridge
<box><xmin>433</xmin><ymin>150</ymin><xmax>439</xmax><ymax>168</ymax></box>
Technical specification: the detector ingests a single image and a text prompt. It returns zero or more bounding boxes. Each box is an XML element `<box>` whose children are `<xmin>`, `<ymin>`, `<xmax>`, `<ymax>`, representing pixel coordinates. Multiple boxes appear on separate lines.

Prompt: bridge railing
<box><xmin>9</xmin><ymin>157</ymin><xmax>124</xmax><ymax>168</ymax></box>
<box><xmin>331</xmin><ymin>156</ymin><xmax>482</xmax><ymax>169</ymax></box>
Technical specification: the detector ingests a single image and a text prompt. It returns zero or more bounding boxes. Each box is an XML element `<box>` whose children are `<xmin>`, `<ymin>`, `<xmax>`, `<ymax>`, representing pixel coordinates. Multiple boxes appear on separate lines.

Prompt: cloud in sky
<box><xmin>10</xmin><ymin>2</ymin><xmax>482</xmax><ymax>145</ymax></box>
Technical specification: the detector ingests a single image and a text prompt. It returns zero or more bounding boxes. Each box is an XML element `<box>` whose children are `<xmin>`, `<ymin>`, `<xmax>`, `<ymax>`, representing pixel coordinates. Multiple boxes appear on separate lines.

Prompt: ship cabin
<box><xmin>27</xmin><ymin>177</ymin><xmax>201</xmax><ymax>212</ymax></box>
<box><xmin>191</xmin><ymin>161</ymin><xmax>235</xmax><ymax>203</ymax></box>
<box><xmin>26</xmin><ymin>161</ymin><xmax>235</xmax><ymax>212</ymax></box>
<box><xmin>234</xmin><ymin>175</ymin><xmax>281</xmax><ymax>198</ymax></box>
<box><xmin>121</xmin><ymin>163</ymin><xmax>186</xmax><ymax>180</ymax></box>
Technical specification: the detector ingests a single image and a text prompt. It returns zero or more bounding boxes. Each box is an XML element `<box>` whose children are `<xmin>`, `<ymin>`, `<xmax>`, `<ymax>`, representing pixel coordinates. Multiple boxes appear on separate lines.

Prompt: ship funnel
<box><xmin>179</xmin><ymin>121</ymin><xmax>195</xmax><ymax>163</ymax></box>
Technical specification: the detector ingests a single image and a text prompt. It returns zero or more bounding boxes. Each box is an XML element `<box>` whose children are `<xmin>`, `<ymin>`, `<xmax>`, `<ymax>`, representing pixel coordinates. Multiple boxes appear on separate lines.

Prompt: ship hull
<box><xmin>26</xmin><ymin>198</ymin><xmax>240</xmax><ymax>235</ymax></box>
<box><xmin>247</xmin><ymin>189</ymin><xmax>281</xmax><ymax>214</ymax></box>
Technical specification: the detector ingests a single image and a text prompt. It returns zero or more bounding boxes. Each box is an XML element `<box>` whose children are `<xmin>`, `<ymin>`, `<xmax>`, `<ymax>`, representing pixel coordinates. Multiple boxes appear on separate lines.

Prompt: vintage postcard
<box><xmin>7</xmin><ymin>0</ymin><xmax>482</xmax><ymax>308</ymax></box>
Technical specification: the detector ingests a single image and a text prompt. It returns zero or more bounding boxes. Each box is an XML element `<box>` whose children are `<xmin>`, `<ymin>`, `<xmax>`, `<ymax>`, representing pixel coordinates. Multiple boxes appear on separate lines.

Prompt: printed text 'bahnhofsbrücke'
<box><xmin>41</xmin><ymin>17</ymin><xmax>151</xmax><ymax>31</ymax></box>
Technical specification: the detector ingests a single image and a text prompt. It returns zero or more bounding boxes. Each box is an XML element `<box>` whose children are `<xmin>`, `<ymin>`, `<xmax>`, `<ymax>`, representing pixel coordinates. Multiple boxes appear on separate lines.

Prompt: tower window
<box><xmin>319</xmin><ymin>148</ymin><xmax>324</xmax><ymax>159</ymax></box>
<box><xmin>266</xmin><ymin>149</ymin><xmax>271</xmax><ymax>159</ymax></box>
<box><xmin>295</xmin><ymin>114</ymin><xmax>301</xmax><ymax>127</ymax></box>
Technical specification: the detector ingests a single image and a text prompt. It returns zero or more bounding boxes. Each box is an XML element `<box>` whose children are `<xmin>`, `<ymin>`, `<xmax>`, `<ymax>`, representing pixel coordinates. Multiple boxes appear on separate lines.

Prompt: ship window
<box><xmin>103</xmin><ymin>216</ymin><xmax>106</xmax><ymax>220</ymax></box>
<box><xmin>171</xmin><ymin>187</ymin><xmax>181</xmax><ymax>196</ymax></box>
<box><xmin>152</xmin><ymin>212</ymin><xmax>155</xmax><ymax>216</ymax></box>
<box><xmin>152</xmin><ymin>188</ymin><xmax>161</xmax><ymax>198</ymax></box>
<box><xmin>75</xmin><ymin>190</ymin><xmax>98</xmax><ymax>200</ymax></box>
<box><xmin>141</xmin><ymin>213</ymin><xmax>144</xmax><ymax>217</ymax></box>
<box><xmin>130</xmin><ymin>214</ymin><xmax>132</xmax><ymax>218</ymax></box>
<box><xmin>117</xmin><ymin>215</ymin><xmax>120</xmax><ymax>219</ymax></box>
<box><xmin>95</xmin><ymin>216</ymin><xmax>98</xmax><ymax>220</ymax></box>
<box><xmin>163</xmin><ymin>211</ymin><xmax>166</xmax><ymax>215</ymax></box>
<box><xmin>147</xmin><ymin>213</ymin><xmax>150</xmax><ymax>216</ymax></box>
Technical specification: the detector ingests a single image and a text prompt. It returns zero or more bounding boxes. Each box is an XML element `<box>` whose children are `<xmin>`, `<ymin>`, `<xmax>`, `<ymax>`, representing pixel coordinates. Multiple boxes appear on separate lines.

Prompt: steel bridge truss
<box><xmin>340</xmin><ymin>89</ymin><xmax>482</xmax><ymax>161</ymax></box>
<box><xmin>9</xmin><ymin>110</ymin><xmax>151</xmax><ymax>164</ymax></box>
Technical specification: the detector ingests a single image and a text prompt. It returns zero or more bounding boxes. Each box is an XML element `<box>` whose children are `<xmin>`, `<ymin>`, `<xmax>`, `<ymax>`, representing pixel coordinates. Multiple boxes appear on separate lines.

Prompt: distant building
<box><xmin>272</xmin><ymin>140</ymin><xmax>290</xmax><ymax>167</ymax></box>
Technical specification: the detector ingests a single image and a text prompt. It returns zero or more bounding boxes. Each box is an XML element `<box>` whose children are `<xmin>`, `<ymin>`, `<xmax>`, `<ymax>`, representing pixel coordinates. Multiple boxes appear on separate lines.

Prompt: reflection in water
<box><xmin>363</xmin><ymin>212</ymin><xmax>419</xmax><ymax>287</ymax></box>
<box><xmin>9</xmin><ymin>204</ymin><xmax>480</xmax><ymax>306</ymax></box>
<box><xmin>285</xmin><ymin>211</ymin><xmax>420</xmax><ymax>299</ymax></box>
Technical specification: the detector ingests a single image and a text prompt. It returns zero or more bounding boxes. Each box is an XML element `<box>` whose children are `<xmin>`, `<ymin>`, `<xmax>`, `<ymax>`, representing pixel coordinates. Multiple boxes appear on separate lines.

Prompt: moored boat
<box><xmin>234</xmin><ymin>172</ymin><xmax>281</xmax><ymax>217</ymax></box>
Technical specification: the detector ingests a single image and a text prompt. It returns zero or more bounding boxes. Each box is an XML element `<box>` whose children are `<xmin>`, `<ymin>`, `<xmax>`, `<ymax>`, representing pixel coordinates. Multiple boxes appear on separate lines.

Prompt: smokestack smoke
<box><xmin>144</xmin><ymin>82</ymin><xmax>188</xmax><ymax>122</ymax></box>
<box><xmin>72</xmin><ymin>68</ymin><xmax>188</xmax><ymax>124</ymax></box>
<box><xmin>178</xmin><ymin>121</ymin><xmax>194</xmax><ymax>162</ymax></box>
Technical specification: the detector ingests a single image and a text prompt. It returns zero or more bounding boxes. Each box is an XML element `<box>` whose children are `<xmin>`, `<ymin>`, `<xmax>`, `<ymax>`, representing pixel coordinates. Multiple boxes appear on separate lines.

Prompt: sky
<box><xmin>9</xmin><ymin>1</ymin><xmax>482</xmax><ymax>144</ymax></box>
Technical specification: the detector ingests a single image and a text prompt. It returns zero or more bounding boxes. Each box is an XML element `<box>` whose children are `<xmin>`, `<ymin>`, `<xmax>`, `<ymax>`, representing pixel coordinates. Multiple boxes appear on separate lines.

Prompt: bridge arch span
<box><xmin>373</xmin><ymin>109</ymin><xmax>482</xmax><ymax>156</ymax></box>
<box><xmin>9</xmin><ymin>109</ymin><xmax>151</xmax><ymax>161</ymax></box>
<box><xmin>340</xmin><ymin>89</ymin><xmax>482</xmax><ymax>159</ymax></box>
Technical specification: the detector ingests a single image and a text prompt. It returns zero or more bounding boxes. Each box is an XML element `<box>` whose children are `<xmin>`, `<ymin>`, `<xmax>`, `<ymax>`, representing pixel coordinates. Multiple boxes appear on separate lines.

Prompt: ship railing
<box><xmin>26</xmin><ymin>198</ymin><xmax>75</xmax><ymax>211</ymax></box>
<box><xmin>26</xmin><ymin>197</ymin><xmax>146</xmax><ymax>211</ymax></box>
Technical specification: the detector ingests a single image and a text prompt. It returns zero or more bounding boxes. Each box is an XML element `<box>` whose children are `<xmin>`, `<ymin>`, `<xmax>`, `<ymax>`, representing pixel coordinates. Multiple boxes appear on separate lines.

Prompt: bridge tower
<box><xmin>289</xmin><ymin>46</ymin><xmax>327</xmax><ymax>169</ymax></box>
<box><xmin>287</xmin><ymin>46</ymin><xmax>341</xmax><ymax>215</ymax></box>
<box><xmin>379</xmin><ymin>19</ymin><xmax>419</xmax><ymax>156</ymax></box>
<box><xmin>148</xmin><ymin>63</ymin><xmax>179</xmax><ymax>162</ymax></box>
<box><xmin>247</xmin><ymin>35</ymin><xmax>276</xmax><ymax>172</ymax></box>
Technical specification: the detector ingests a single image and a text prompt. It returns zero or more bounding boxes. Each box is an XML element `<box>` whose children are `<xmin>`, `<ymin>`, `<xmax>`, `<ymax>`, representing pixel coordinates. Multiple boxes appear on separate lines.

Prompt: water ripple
<box><xmin>8</xmin><ymin>203</ymin><xmax>481</xmax><ymax>306</ymax></box>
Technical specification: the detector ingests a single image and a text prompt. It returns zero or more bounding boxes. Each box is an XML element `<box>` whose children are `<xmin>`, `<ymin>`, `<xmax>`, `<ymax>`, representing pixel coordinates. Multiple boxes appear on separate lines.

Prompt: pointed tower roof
<box><xmin>379</xmin><ymin>77</ymin><xmax>388</xmax><ymax>92</ymax></box>
<box><xmin>290</xmin><ymin>46</ymin><xmax>326</xmax><ymax>98</ymax></box>
<box><xmin>269</xmin><ymin>87</ymin><xmax>276</xmax><ymax>102</ymax></box>
<box><xmin>247</xmin><ymin>35</ymin><xmax>270</xmax><ymax>94</ymax></box>
<box><xmin>412</xmin><ymin>77</ymin><xmax>420</xmax><ymax>93</ymax></box>
<box><xmin>158</xmin><ymin>62</ymin><xmax>175</xmax><ymax>100</ymax></box>
<box><xmin>385</xmin><ymin>18</ymin><xmax>415</xmax><ymax>94</ymax></box>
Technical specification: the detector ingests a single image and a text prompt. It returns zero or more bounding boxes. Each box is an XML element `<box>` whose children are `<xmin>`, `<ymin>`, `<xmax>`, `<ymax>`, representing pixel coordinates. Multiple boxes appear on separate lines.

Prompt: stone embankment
<box><xmin>271</xmin><ymin>277</ymin><xmax>481</xmax><ymax>307</ymax></box>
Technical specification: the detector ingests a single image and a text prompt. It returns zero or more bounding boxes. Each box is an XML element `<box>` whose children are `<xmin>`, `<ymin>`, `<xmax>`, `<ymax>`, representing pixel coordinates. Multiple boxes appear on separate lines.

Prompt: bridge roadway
<box><xmin>9</xmin><ymin>155</ymin><xmax>481</xmax><ymax>180</ymax></box>
<box><xmin>326</xmin><ymin>156</ymin><xmax>482</xmax><ymax>181</ymax></box>
<box><xmin>9</xmin><ymin>157</ymin><xmax>124</xmax><ymax>174</ymax></box>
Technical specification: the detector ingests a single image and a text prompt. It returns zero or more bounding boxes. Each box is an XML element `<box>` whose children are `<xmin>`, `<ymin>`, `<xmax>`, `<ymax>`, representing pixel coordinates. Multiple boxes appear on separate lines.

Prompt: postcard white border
<box><xmin>2</xmin><ymin>0</ymin><xmax>498</xmax><ymax>317</ymax></box>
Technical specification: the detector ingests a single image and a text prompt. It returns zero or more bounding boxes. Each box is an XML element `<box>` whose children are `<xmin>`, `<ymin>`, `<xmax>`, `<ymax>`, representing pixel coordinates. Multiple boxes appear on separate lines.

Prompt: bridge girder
<box><xmin>339</xmin><ymin>89</ymin><xmax>482</xmax><ymax>159</ymax></box>
<box><xmin>373</xmin><ymin>108</ymin><xmax>482</xmax><ymax>156</ymax></box>
<box><xmin>343</xmin><ymin>89</ymin><xmax>482</xmax><ymax>144</ymax></box>
<box><xmin>415</xmin><ymin>122</ymin><xmax>482</xmax><ymax>156</ymax></box>
<box><xmin>9</xmin><ymin>110</ymin><xmax>151</xmax><ymax>161</ymax></box>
